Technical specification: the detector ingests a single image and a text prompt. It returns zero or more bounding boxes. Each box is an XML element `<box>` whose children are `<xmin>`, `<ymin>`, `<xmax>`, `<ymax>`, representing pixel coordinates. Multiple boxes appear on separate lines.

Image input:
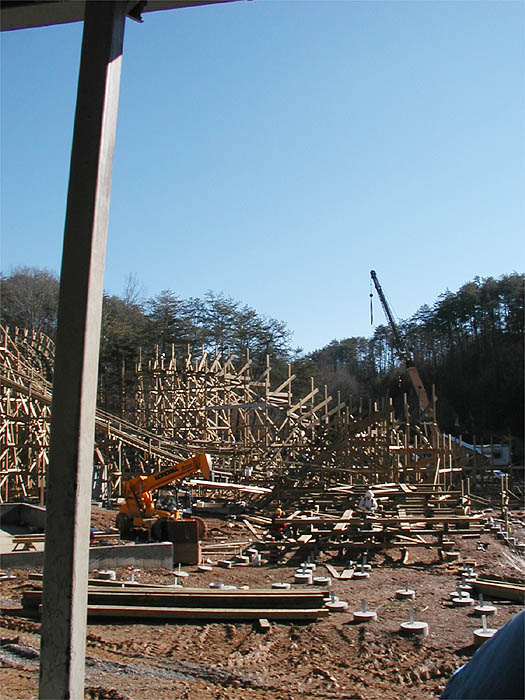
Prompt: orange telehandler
<box><xmin>116</xmin><ymin>453</ymin><xmax>212</xmax><ymax>541</ymax></box>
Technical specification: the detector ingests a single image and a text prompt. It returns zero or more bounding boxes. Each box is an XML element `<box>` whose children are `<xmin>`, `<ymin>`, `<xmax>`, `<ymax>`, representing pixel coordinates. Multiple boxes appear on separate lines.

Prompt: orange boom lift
<box><xmin>116</xmin><ymin>453</ymin><xmax>212</xmax><ymax>541</ymax></box>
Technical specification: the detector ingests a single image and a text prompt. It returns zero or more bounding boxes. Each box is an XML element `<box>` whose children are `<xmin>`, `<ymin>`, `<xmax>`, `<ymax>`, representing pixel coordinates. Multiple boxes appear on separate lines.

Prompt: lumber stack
<box><xmin>253</xmin><ymin>490</ymin><xmax>487</xmax><ymax>565</ymax></box>
<box><xmin>21</xmin><ymin>583</ymin><xmax>329</xmax><ymax>622</ymax></box>
<box><xmin>471</xmin><ymin>578</ymin><xmax>525</xmax><ymax>603</ymax></box>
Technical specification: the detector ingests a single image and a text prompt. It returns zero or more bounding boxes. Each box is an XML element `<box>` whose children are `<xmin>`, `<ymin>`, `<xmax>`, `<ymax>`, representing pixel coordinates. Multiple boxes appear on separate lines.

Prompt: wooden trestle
<box><xmin>1</xmin><ymin>325</ymin><xmax>473</xmax><ymax>503</ymax></box>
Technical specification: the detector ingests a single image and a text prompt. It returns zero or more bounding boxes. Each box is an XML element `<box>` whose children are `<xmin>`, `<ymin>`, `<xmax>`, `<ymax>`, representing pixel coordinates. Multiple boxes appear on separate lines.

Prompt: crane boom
<box><xmin>370</xmin><ymin>270</ymin><xmax>432</xmax><ymax>419</ymax></box>
<box><xmin>370</xmin><ymin>270</ymin><xmax>411</xmax><ymax>363</ymax></box>
<box><xmin>133</xmin><ymin>453</ymin><xmax>211</xmax><ymax>494</ymax></box>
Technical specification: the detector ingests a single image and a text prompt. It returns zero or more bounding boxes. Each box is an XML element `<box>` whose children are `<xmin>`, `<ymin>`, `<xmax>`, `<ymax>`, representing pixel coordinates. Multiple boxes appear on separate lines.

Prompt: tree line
<box><xmin>0</xmin><ymin>268</ymin><xmax>293</xmax><ymax>412</ymax></box>
<box><xmin>305</xmin><ymin>272</ymin><xmax>524</xmax><ymax>450</ymax></box>
<box><xmin>1</xmin><ymin>267</ymin><xmax>523</xmax><ymax>452</ymax></box>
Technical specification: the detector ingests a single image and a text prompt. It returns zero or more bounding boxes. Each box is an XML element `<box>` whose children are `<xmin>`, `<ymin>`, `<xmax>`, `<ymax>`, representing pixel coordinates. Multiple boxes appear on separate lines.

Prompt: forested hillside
<box><xmin>1</xmin><ymin>268</ymin><xmax>523</xmax><ymax>452</ymax></box>
<box><xmin>305</xmin><ymin>274</ymin><xmax>524</xmax><ymax>447</ymax></box>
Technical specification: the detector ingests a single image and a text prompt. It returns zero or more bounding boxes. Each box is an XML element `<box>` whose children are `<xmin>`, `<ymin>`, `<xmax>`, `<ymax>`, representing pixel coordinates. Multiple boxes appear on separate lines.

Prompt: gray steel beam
<box><xmin>0</xmin><ymin>0</ymin><xmax>238</xmax><ymax>32</ymax></box>
<box><xmin>38</xmin><ymin>2</ymin><xmax>127</xmax><ymax>698</ymax></box>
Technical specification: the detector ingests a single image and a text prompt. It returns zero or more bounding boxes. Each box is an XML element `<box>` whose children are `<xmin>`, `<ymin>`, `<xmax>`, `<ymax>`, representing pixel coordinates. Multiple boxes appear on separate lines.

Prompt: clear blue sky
<box><xmin>1</xmin><ymin>0</ymin><xmax>523</xmax><ymax>353</ymax></box>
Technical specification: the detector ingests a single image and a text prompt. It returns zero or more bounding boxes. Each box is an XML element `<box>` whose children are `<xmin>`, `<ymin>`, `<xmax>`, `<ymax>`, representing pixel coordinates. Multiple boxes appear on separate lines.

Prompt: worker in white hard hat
<box><xmin>358</xmin><ymin>489</ymin><xmax>378</xmax><ymax>531</ymax></box>
<box><xmin>358</xmin><ymin>489</ymin><xmax>378</xmax><ymax>513</ymax></box>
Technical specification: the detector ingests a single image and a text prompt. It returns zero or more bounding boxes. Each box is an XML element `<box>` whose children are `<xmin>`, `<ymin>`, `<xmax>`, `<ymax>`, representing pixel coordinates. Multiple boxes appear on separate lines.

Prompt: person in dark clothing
<box><xmin>440</xmin><ymin>609</ymin><xmax>524</xmax><ymax>699</ymax></box>
<box><xmin>271</xmin><ymin>507</ymin><xmax>288</xmax><ymax>541</ymax></box>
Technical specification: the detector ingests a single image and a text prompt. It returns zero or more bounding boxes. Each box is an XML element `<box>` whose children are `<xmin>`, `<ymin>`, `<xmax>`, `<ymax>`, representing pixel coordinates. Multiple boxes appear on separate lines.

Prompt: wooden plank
<box><xmin>333</xmin><ymin>509</ymin><xmax>353</xmax><ymax>532</ymax></box>
<box><xmin>297</xmin><ymin>534</ymin><xmax>312</xmax><ymax>544</ymax></box>
<box><xmin>280</xmin><ymin>515</ymin><xmax>484</xmax><ymax>526</ymax></box>
<box><xmin>202</xmin><ymin>541</ymin><xmax>251</xmax><ymax>550</ymax></box>
<box><xmin>24</xmin><ymin>588</ymin><xmax>326</xmax><ymax>604</ymax></box>
<box><xmin>384</xmin><ymin>542</ymin><xmax>435</xmax><ymax>549</ymax></box>
<box><xmin>188</xmin><ymin>479</ymin><xmax>271</xmax><ymax>494</ymax></box>
<box><xmin>324</xmin><ymin>564</ymin><xmax>340</xmax><ymax>580</ymax></box>
<box><xmin>472</xmin><ymin>580</ymin><xmax>525</xmax><ymax>603</ymax></box>
<box><xmin>243</xmin><ymin>519</ymin><xmax>264</xmax><ymax>540</ymax></box>
<box><xmin>243</xmin><ymin>515</ymin><xmax>272</xmax><ymax>526</ymax></box>
<box><xmin>339</xmin><ymin>568</ymin><xmax>354</xmax><ymax>580</ymax></box>
<box><xmin>82</xmin><ymin>605</ymin><xmax>329</xmax><ymax>621</ymax></box>
<box><xmin>391</xmin><ymin>533</ymin><xmax>427</xmax><ymax>545</ymax></box>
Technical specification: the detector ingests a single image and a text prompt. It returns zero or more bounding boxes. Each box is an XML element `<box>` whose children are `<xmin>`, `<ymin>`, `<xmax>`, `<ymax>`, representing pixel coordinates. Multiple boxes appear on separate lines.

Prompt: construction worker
<box><xmin>358</xmin><ymin>489</ymin><xmax>378</xmax><ymax>531</ymax></box>
<box><xmin>270</xmin><ymin>506</ymin><xmax>287</xmax><ymax>541</ymax></box>
<box><xmin>358</xmin><ymin>489</ymin><xmax>378</xmax><ymax>513</ymax></box>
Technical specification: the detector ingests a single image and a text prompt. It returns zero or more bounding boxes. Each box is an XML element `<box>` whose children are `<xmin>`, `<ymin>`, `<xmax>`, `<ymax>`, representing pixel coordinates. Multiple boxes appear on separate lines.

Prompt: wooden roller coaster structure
<box><xmin>0</xmin><ymin>325</ymin><xmax>469</xmax><ymax>504</ymax></box>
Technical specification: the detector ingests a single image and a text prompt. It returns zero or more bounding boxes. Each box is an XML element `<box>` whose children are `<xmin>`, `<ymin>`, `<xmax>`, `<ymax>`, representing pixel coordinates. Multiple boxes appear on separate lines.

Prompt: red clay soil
<box><xmin>1</xmin><ymin>509</ymin><xmax>524</xmax><ymax>700</ymax></box>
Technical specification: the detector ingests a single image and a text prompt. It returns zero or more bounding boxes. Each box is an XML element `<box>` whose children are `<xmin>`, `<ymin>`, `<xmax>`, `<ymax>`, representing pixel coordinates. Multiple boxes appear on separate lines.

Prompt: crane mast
<box><xmin>370</xmin><ymin>270</ymin><xmax>433</xmax><ymax>421</ymax></box>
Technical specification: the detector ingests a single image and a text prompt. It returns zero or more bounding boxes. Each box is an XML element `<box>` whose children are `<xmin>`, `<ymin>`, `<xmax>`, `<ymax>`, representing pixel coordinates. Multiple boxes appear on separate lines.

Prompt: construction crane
<box><xmin>370</xmin><ymin>270</ymin><xmax>434</xmax><ymax>422</ymax></box>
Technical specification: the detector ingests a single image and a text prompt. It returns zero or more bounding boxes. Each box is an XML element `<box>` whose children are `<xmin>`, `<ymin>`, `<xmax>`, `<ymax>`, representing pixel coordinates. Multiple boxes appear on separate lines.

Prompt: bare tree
<box><xmin>0</xmin><ymin>266</ymin><xmax>59</xmax><ymax>337</ymax></box>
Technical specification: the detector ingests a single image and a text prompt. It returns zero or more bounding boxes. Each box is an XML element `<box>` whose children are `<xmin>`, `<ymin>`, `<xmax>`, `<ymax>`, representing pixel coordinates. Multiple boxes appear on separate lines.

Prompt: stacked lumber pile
<box><xmin>249</xmin><ymin>482</ymin><xmax>487</xmax><ymax>564</ymax></box>
<box><xmin>21</xmin><ymin>579</ymin><xmax>328</xmax><ymax>622</ymax></box>
<box><xmin>471</xmin><ymin>577</ymin><xmax>525</xmax><ymax>603</ymax></box>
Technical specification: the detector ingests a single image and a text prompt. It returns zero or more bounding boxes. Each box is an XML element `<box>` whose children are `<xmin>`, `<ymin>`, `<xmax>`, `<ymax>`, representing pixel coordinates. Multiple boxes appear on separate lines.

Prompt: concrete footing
<box><xmin>452</xmin><ymin>595</ymin><xmax>474</xmax><ymax>607</ymax></box>
<box><xmin>294</xmin><ymin>571</ymin><xmax>313</xmax><ymax>584</ymax></box>
<box><xmin>473</xmin><ymin>627</ymin><xmax>497</xmax><ymax>646</ymax></box>
<box><xmin>1</xmin><ymin>542</ymin><xmax>173</xmax><ymax>571</ymax></box>
<box><xmin>396</xmin><ymin>588</ymin><xmax>415</xmax><ymax>600</ymax></box>
<box><xmin>399</xmin><ymin>621</ymin><xmax>429</xmax><ymax>637</ymax></box>
<box><xmin>353</xmin><ymin>570</ymin><xmax>370</xmax><ymax>579</ymax></box>
<box><xmin>353</xmin><ymin>610</ymin><xmax>377</xmax><ymax>623</ymax></box>
<box><xmin>474</xmin><ymin>605</ymin><xmax>497</xmax><ymax>617</ymax></box>
<box><xmin>325</xmin><ymin>598</ymin><xmax>348</xmax><ymax>612</ymax></box>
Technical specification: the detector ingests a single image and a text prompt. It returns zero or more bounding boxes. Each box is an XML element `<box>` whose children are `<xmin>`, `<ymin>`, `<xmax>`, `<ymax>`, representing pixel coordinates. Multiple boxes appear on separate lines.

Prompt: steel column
<box><xmin>39</xmin><ymin>2</ymin><xmax>127</xmax><ymax>698</ymax></box>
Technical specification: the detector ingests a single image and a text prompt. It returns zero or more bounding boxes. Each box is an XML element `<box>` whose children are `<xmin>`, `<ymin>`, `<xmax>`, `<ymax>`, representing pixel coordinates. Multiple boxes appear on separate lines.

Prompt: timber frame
<box><xmin>1</xmin><ymin>325</ymin><xmax>481</xmax><ymax>504</ymax></box>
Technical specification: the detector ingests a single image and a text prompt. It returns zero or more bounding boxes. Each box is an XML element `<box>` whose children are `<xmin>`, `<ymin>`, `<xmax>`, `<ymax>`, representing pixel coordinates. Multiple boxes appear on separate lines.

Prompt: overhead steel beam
<box><xmin>0</xmin><ymin>0</ymin><xmax>239</xmax><ymax>32</ymax></box>
<box><xmin>38</xmin><ymin>2</ymin><xmax>127</xmax><ymax>698</ymax></box>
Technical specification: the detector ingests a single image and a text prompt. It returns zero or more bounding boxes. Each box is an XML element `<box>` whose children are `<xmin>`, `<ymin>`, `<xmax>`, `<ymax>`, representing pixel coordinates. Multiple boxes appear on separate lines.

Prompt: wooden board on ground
<box><xmin>472</xmin><ymin>579</ymin><xmax>525</xmax><ymax>603</ymax></box>
<box><xmin>324</xmin><ymin>564</ymin><xmax>340</xmax><ymax>579</ymax></box>
<box><xmin>79</xmin><ymin>605</ymin><xmax>329</xmax><ymax>621</ymax></box>
<box><xmin>340</xmin><ymin>568</ymin><xmax>354</xmax><ymax>580</ymax></box>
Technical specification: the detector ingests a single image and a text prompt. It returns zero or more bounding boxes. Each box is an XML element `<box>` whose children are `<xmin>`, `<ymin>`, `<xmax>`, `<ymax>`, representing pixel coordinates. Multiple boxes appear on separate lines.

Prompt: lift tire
<box><xmin>193</xmin><ymin>516</ymin><xmax>207</xmax><ymax>540</ymax></box>
<box><xmin>116</xmin><ymin>513</ymin><xmax>133</xmax><ymax>539</ymax></box>
<box><xmin>150</xmin><ymin>518</ymin><xmax>165</xmax><ymax>542</ymax></box>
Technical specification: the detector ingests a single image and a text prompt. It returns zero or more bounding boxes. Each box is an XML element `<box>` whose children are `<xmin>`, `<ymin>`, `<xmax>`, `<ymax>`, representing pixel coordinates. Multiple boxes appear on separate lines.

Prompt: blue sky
<box><xmin>1</xmin><ymin>0</ymin><xmax>523</xmax><ymax>353</ymax></box>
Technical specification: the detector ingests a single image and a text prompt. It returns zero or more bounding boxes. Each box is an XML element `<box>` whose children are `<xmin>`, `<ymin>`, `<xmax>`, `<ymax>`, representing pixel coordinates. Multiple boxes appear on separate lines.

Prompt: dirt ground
<box><xmin>1</xmin><ymin>507</ymin><xmax>524</xmax><ymax>700</ymax></box>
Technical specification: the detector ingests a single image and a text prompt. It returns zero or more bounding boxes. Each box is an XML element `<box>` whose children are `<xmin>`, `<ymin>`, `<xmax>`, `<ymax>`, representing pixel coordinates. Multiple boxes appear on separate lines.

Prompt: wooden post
<box><xmin>472</xmin><ymin>435</ymin><xmax>478</xmax><ymax>487</ymax></box>
<box><xmin>38</xmin><ymin>3</ymin><xmax>127</xmax><ymax>699</ymax></box>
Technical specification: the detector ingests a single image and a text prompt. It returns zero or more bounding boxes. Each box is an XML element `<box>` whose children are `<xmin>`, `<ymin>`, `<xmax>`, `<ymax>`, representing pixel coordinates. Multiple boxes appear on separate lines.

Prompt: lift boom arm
<box><xmin>121</xmin><ymin>453</ymin><xmax>212</xmax><ymax>518</ymax></box>
<box><xmin>131</xmin><ymin>453</ymin><xmax>211</xmax><ymax>493</ymax></box>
